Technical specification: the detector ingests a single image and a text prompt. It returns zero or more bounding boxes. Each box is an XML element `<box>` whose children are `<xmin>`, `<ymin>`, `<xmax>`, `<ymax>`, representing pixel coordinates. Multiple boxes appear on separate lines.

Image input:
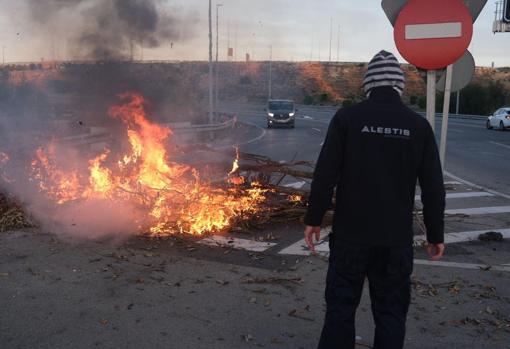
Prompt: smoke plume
<box><xmin>27</xmin><ymin>0</ymin><xmax>197</xmax><ymax>60</ymax></box>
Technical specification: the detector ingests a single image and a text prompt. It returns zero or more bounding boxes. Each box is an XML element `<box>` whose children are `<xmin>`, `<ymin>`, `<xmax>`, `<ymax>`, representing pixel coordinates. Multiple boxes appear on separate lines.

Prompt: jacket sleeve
<box><xmin>418</xmin><ymin>124</ymin><xmax>446</xmax><ymax>244</ymax></box>
<box><xmin>304</xmin><ymin>114</ymin><xmax>345</xmax><ymax>226</ymax></box>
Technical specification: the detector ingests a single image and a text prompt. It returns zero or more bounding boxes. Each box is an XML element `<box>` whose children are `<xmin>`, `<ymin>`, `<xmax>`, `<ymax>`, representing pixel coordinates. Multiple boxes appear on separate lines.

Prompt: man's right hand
<box><xmin>426</xmin><ymin>243</ymin><xmax>445</xmax><ymax>261</ymax></box>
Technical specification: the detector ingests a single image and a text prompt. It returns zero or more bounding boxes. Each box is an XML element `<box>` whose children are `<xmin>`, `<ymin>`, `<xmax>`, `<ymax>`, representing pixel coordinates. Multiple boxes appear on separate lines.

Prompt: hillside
<box><xmin>1</xmin><ymin>61</ymin><xmax>509</xmax><ymax>122</ymax></box>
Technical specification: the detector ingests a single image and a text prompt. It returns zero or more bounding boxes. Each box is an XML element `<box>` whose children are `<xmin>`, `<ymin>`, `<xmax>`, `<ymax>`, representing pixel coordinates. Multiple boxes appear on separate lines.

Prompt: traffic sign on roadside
<box><xmin>383</xmin><ymin>0</ymin><xmax>487</xmax><ymax>172</ymax></box>
<box><xmin>462</xmin><ymin>0</ymin><xmax>489</xmax><ymax>21</ymax></box>
<box><xmin>382</xmin><ymin>0</ymin><xmax>488</xmax><ymax>26</ymax></box>
<box><xmin>504</xmin><ymin>0</ymin><xmax>510</xmax><ymax>22</ymax></box>
<box><xmin>394</xmin><ymin>0</ymin><xmax>473</xmax><ymax>70</ymax></box>
<box><xmin>381</xmin><ymin>0</ymin><xmax>409</xmax><ymax>25</ymax></box>
<box><xmin>436</xmin><ymin>51</ymin><xmax>475</xmax><ymax>93</ymax></box>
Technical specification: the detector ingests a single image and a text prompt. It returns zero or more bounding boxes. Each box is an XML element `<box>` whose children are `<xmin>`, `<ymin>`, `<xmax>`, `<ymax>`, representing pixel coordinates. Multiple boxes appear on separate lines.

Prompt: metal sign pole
<box><xmin>440</xmin><ymin>64</ymin><xmax>453</xmax><ymax>168</ymax></box>
<box><xmin>426</xmin><ymin>70</ymin><xmax>436</xmax><ymax>130</ymax></box>
<box><xmin>208</xmin><ymin>0</ymin><xmax>214</xmax><ymax>125</ymax></box>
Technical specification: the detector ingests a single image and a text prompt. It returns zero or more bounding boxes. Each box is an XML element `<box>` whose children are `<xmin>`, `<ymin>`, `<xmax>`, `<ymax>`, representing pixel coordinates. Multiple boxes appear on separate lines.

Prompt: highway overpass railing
<box><xmin>57</xmin><ymin>113</ymin><xmax>237</xmax><ymax>150</ymax></box>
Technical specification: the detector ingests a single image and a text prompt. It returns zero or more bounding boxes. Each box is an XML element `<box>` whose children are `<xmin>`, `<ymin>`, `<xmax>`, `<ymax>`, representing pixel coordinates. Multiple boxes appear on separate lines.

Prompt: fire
<box><xmin>30</xmin><ymin>145</ymin><xmax>82</xmax><ymax>205</ymax></box>
<box><xmin>0</xmin><ymin>151</ymin><xmax>12</xmax><ymax>183</ymax></box>
<box><xmin>227</xmin><ymin>147</ymin><xmax>245</xmax><ymax>186</ymax></box>
<box><xmin>25</xmin><ymin>92</ymin><xmax>268</xmax><ymax>236</ymax></box>
<box><xmin>229</xmin><ymin>147</ymin><xmax>241</xmax><ymax>176</ymax></box>
<box><xmin>288</xmin><ymin>195</ymin><xmax>303</xmax><ymax>203</ymax></box>
<box><xmin>0</xmin><ymin>152</ymin><xmax>8</xmax><ymax>164</ymax></box>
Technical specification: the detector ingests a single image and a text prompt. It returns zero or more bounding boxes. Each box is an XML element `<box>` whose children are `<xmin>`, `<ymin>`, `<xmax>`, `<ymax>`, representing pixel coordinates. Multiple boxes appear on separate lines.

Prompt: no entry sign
<box><xmin>394</xmin><ymin>0</ymin><xmax>473</xmax><ymax>70</ymax></box>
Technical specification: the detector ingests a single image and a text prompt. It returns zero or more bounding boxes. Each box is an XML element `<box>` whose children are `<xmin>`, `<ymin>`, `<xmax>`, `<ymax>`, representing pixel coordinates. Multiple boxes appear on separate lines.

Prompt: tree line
<box><xmin>411</xmin><ymin>80</ymin><xmax>509</xmax><ymax>116</ymax></box>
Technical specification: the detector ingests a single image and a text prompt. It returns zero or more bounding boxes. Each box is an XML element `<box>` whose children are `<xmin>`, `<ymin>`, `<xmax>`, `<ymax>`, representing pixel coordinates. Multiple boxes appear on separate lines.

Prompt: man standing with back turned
<box><xmin>304</xmin><ymin>50</ymin><xmax>446</xmax><ymax>349</ymax></box>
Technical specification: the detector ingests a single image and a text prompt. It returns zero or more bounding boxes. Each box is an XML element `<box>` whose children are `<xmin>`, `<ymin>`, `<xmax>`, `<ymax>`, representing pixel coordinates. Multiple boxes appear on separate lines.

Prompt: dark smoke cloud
<box><xmin>28</xmin><ymin>0</ymin><xmax>84</xmax><ymax>23</ymax></box>
<box><xmin>27</xmin><ymin>0</ymin><xmax>197</xmax><ymax>60</ymax></box>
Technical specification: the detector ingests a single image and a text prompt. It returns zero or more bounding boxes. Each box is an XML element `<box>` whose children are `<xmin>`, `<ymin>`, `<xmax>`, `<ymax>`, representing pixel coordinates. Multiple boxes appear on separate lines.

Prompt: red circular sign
<box><xmin>394</xmin><ymin>0</ymin><xmax>473</xmax><ymax>70</ymax></box>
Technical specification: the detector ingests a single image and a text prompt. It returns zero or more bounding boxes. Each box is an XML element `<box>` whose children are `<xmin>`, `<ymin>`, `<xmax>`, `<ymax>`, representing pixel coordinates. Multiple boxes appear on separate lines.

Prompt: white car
<box><xmin>487</xmin><ymin>107</ymin><xmax>510</xmax><ymax>131</ymax></box>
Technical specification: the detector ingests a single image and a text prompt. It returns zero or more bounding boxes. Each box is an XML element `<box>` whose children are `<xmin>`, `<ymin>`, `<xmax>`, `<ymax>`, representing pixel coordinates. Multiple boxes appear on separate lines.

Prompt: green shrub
<box><xmin>342</xmin><ymin>99</ymin><xmax>354</xmax><ymax>107</ymax></box>
<box><xmin>239</xmin><ymin>76</ymin><xmax>252</xmax><ymax>85</ymax></box>
<box><xmin>417</xmin><ymin>96</ymin><xmax>426</xmax><ymax>109</ymax></box>
<box><xmin>303</xmin><ymin>94</ymin><xmax>314</xmax><ymax>105</ymax></box>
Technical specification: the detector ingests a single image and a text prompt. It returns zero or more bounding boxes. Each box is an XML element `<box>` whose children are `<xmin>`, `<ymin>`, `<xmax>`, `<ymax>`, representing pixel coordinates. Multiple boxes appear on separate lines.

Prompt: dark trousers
<box><xmin>318</xmin><ymin>240</ymin><xmax>413</xmax><ymax>349</ymax></box>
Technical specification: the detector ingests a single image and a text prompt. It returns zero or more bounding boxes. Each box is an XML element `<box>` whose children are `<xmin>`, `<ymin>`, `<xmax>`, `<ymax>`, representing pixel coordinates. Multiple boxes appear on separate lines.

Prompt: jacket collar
<box><xmin>368</xmin><ymin>86</ymin><xmax>403</xmax><ymax>104</ymax></box>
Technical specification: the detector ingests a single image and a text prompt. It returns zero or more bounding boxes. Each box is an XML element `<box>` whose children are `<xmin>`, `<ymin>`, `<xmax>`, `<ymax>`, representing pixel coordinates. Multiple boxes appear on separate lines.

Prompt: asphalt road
<box><xmin>1</xmin><ymin>102</ymin><xmax>510</xmax><ymax>349</ymax></box>
<box><xmin>221</xmin><ymin>102</ymin><xmax>510</xmax><ymax>196</ymax></box>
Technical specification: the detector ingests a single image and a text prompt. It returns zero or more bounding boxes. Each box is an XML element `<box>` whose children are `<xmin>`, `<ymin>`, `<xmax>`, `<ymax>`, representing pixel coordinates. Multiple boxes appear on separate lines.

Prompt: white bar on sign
<box><xmin>405</xmin><ymin>22</ymin><xmax>462</xmax><ymax>40</ymax></box>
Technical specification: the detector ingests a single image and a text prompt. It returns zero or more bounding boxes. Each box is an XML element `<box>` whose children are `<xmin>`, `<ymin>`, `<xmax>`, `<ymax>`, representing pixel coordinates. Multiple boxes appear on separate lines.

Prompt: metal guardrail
<box><xmin>57</xmin><ymin>114</ymin><xmax>237</xmax><ymax>148</ymax></box>
<box><xmin>417</xmin><ymin>112</ymin><xmax>487</xmax><ymax>121</ymax></box>
<box><xmin>297</xmin><ymin>105</ymin><xmax>487</xmax><ymax>121</ymax></box>
<box><xmin>165</xmin><ymin>114</ymin><xmax>237</xmax><ymax>133</ymax></box>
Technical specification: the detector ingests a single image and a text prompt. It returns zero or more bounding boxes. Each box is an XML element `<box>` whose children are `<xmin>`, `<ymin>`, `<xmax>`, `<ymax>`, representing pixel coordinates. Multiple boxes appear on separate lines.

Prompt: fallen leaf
<box><xmin>241</xmin><ymin>334</ymin><xmax>254</xmax><ymax>342</ymax></box>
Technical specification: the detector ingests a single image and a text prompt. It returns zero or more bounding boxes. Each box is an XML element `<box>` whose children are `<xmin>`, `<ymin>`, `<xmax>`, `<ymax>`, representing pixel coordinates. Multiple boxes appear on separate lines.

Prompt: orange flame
<box><xmin>30</xmin><ymin>145</ymin><xmax>82</xmax><ymax>205</ymax></box>
<box><xmin>0</xmin><ymin>151</ymin><xmax>8</xmax><ymax>164</ymax></box>
<box><xmin>228</xmin><ymin>147</ymin><xmax>241</xmax><ymax>176</ymax></box>
<box><xmin>227</xmin><ymin>146</ymin><xmax>245</xmax><ymax>185</ymax></box>
<box><xmin>0</xmin><ymin>151</ymin><xmax>13</xmax><ymax>183</ymax></box>
<box><xmin>28</xmin><ymin>92</ymin><xmax>267</xmax><ymax>236</ymax></box>
<box><xmin>288</xmin><ymin>195</ymin><xmax>303</xmax><ymax>203</ymax></box>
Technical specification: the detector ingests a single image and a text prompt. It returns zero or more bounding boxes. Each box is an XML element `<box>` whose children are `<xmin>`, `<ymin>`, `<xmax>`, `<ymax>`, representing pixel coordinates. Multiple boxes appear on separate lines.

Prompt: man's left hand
<box><xmin>304</xmin><ymin>226</ymin><xmax>321</xmax><ymax>252</ymax></box>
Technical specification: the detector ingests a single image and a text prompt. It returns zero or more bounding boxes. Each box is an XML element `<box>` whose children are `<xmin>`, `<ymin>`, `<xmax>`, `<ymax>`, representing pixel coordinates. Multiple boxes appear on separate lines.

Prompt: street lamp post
<box><xmin>215</xmin><ymin>3</ymin><xmax>223</xmax><ymax>113</ymax></box>
<box><xmin>329</xmin><ymin>17</ymin><xmax>333</xmax><ymax>62</ymax></box>
<box><xmin>268</xmin><ymin>45</ymin><xmax>272</xmax><ymax>100</ymax></box>
<box><xmin>337</xmin><ymin>25</ymin><xmax>340</xmax><ymax>62</ymax></box>
<box><xmin>208</xmin><ymin>0</ymin><xmax>214</xmax><ymax>125</ymax></box>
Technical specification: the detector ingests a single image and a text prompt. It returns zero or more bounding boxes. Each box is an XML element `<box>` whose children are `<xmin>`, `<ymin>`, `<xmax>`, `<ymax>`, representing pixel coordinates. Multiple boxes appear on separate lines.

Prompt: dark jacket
<box><xmin>304</xmin><ymin>87</ymin><xmax>445</xmax><ymax>247</ymax></box>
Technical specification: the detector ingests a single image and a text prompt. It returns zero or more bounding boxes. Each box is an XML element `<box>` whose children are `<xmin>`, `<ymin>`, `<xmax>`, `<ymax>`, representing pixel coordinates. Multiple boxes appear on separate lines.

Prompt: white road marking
<box><xmin>413</xmin><ymin>260</ymin><xmax>510</xmax><ymax>272</ymax></box>
<box><xmin>446</xmin><ymin>206</ymin><xmax>510</xmax><ymax>216</ymax></box>
<box><xmin>216</xmin><ymin>121</ymin><xmax>267</xmax><ymax>149</ymax></box>
<box><xmin>279</xmin><ymin>234</ymin><xmax>510</xmax><ymax>272</ymax></box>
<box><xmin>312</xmin><ymin>128</ymin><xmax>322</xmax><ymax>133</ymax></box>
<box><xmin>302</xmin><ymin>115</ymin><xmax>314</xmax><ymax>120</ymax></box>
<box><xmin>446</xmin><ymin>192</ymin><xmax>495</xmax><ymax>199</ymax></box>
<box><xmin>416</xmin><ymin>191</ymin><xmax>494</xmax><ymax>201</ymax></box>
<box><xmin>279</xmin><ymin>233</ymin><xmax>510</xmax><ymax>272</ymax></box>
<box><xmin>198</xmin><ymin>235</ymin><xmax>276</xmax><ymax>252</ymax></box>
<box><xmin>444</xmin><ymin>181</ymin><xmax>461</xmax><ymax>185</ymax></box>
<box><xmin>278</xmin><ymin>227</ymin><xmax>331</xmax><ymax>256</ymax></box>
<box><xmin>433</xmin><ymin>119</ymin><xmax>484</xmax><ymax>129</ymax></box>
<box><xmin>444</xmin><ymin>171</ymin><xmax>510</xmax><ymax>200</ymax></box>
<box><xmin>283</xmin><ymin>181</ymin><xmax>306</xmax><ymax>189</ymax></box>
<box><xmin>320</xmin><ymin>141</ymin><xmax>324</xmax><ymax>146</ymax></box>
<box><xmin>490</xmin><ymin>141</ymin><xmax>510</xmax><ymax>151</ymax></box>
<box><xmin>414</xmin><ymin>228</ymin><xmax>510</xmax><ymax>244</ymax></box>
<box><xmin>405</xmin><ymin>22</ymin><xmax>462</xmax><ymax>40</ymax></box>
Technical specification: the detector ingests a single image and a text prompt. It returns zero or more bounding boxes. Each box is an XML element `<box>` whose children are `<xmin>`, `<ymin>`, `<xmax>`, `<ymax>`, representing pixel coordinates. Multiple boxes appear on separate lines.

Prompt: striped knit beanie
<box><xmin>363</xmin><ymin>50</ymin><xmax>405</xmax><ymax>96</ymax></box>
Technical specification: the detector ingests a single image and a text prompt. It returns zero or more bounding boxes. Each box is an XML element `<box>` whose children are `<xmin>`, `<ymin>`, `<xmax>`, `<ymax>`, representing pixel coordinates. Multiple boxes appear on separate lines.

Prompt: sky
<box><xmin>0</xmin><ymin>0</ymin><xmax>508</xmax><ymax>67</ymax></box>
